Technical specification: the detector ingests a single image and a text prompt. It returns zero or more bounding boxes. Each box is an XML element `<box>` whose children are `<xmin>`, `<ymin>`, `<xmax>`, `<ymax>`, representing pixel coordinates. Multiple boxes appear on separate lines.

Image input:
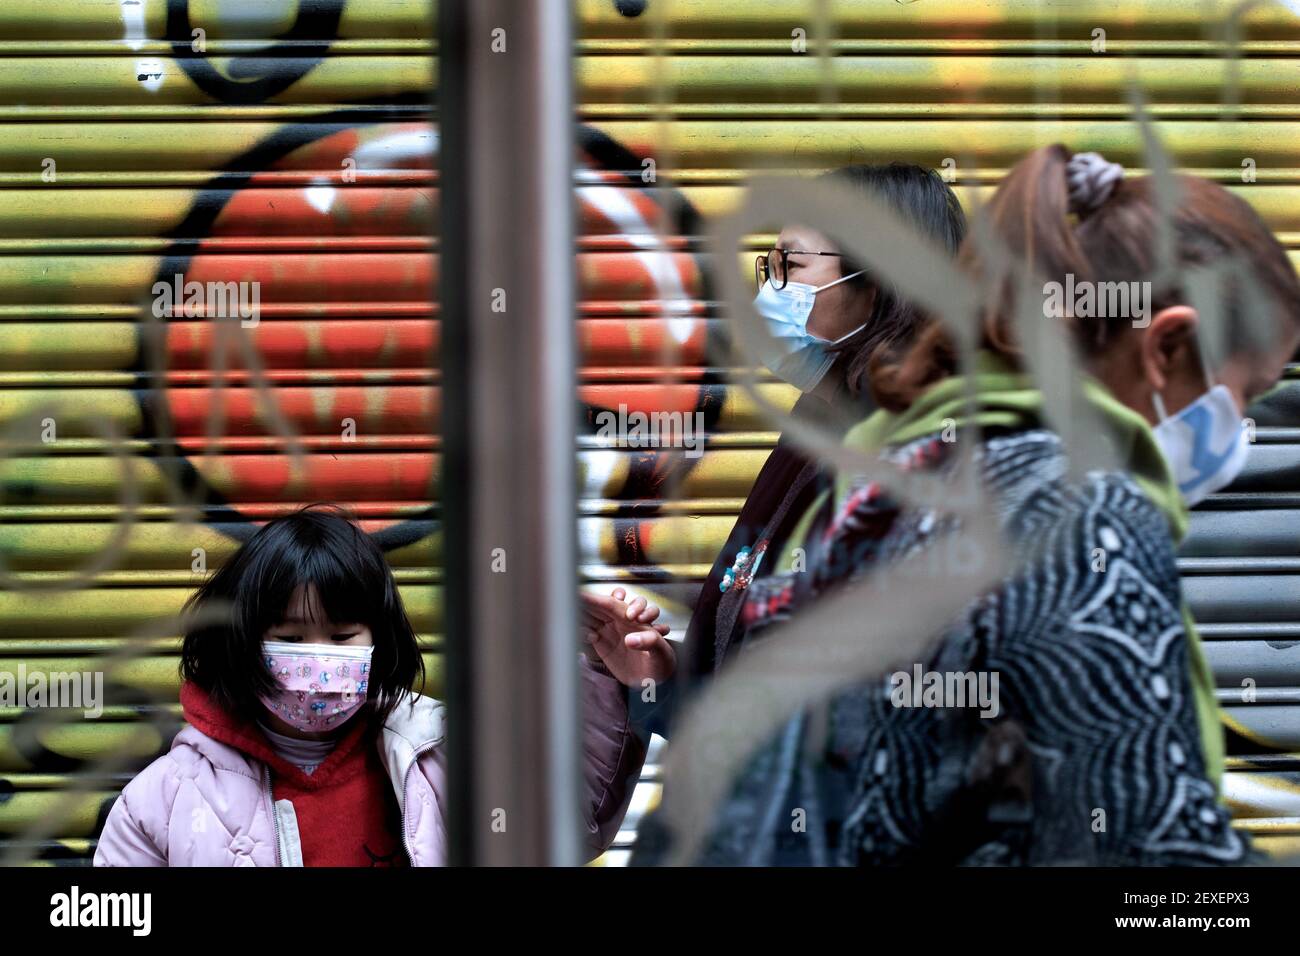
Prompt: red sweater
<box><xmin>180</xmin><ymin>682</ymin><xmax>407</xmax><ymax>867</ymax></box>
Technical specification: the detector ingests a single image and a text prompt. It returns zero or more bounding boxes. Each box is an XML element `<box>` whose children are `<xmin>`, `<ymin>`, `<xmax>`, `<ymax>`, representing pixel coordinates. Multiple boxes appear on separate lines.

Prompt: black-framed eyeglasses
<box><xmin>754</xmin><ymin>248</ymin><xmax>843</xmax><ymax>291</ymax></box>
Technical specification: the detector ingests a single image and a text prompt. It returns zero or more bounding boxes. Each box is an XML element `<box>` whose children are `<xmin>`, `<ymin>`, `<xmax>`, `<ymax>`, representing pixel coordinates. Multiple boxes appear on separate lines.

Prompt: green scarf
<box><xmin>778</xmin><ymin>350</ymin><xmax>1224</xmax><ymax>790</ymax></box>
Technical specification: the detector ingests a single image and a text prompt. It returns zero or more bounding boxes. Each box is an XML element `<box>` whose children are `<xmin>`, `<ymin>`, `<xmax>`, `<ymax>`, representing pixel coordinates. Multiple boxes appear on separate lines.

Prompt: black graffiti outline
<box><xmin>165</xmin><ymin>0</ymin><xmax>349</xmax><ymax>106</ymax></box>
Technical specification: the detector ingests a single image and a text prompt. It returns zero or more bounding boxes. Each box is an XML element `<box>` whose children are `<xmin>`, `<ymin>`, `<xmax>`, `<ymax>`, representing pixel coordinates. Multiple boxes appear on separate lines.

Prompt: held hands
<box><xmin>580</xmin><ymin>588</ymin><xmax>677</xmax><ymax>687</ymax></box>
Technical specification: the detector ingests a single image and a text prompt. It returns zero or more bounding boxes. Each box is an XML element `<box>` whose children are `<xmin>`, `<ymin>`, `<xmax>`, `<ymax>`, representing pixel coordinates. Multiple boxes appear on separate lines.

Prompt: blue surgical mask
<box><xmin>1151</xmin><ymin>351</ymin><xmax>1250</xmax><ymax>507</ymax></box>
<box><xmin>752</xmin><ymin>271</ymin><xmax>867</xmax><ymax>391</ymax></box>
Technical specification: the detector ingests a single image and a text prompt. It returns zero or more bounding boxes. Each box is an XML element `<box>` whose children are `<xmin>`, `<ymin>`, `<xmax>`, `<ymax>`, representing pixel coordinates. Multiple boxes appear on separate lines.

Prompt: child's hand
<box><xmin>580</xmin><ymin>589</ymin><xmax>675</xmax><ymax>687</ymax></box>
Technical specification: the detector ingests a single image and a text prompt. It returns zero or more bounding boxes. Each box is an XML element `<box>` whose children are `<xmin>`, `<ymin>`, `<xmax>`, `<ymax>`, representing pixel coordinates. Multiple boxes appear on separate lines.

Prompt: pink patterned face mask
<box><xmin>258</xmin><ymin>640</ymin><xmax>374</xmax><ymax>732</ymax></box>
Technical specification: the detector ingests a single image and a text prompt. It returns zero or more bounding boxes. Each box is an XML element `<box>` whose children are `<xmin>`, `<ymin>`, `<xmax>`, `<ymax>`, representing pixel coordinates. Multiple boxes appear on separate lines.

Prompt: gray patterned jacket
<box><xmin>643</xmin><ymin>428</ymin><xmax>1251</xmax><ymax>867</ymax></box>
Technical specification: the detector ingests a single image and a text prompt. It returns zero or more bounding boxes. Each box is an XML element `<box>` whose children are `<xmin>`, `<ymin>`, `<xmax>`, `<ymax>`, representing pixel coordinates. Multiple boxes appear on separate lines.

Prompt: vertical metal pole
<box><xmin>438</xmin><ymin>0</ymin><xmax>581</xmax><ymax>865</ymax></box>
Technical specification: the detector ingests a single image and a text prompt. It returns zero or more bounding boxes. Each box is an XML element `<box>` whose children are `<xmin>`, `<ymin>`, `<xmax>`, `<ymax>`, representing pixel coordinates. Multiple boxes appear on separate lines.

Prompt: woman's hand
<box><xmin>580</xmin><ymin>589</ymin><xmax>676</xmax><ymax>687</ymax></box>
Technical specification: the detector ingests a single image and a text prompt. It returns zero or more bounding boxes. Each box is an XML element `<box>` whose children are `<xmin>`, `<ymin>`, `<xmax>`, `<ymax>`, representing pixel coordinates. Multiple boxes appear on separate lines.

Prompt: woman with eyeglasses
<box><xmin>581</xmin><ymin>164</ymin><xmax>967</xmax><ymax>756</ymax></box>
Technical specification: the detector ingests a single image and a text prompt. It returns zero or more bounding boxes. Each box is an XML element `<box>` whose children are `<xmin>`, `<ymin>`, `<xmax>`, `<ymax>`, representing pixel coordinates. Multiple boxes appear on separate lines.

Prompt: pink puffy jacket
<box><xmin>94</xmin><ymin>660</ymin><xmax>645</xmax><ymax>866</ymax></box>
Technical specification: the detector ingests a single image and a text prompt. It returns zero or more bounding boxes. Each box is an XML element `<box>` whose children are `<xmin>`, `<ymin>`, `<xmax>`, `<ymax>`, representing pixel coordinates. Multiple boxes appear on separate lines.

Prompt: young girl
<box><xmin>94</xmin><ymin>504</ymin><xmax>648</xmax><ymax>866</ymax></box>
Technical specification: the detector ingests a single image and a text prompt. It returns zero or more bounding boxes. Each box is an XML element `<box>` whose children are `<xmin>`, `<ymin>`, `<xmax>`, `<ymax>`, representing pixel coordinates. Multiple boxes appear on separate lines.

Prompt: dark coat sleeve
<box><xmin>579</xmin><ymin>656</ymin><xmax>649</xmax><ymax>859</ymax></box>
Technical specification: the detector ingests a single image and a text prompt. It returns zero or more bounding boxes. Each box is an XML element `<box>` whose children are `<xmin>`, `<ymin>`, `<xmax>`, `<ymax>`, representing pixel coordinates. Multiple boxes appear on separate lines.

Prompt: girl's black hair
<box><xmin>180</xmin><ymin>503</ymin><xmax>426</xmax><ymax>729</ymax></box>
<box><xmin>819</xmin><ymin>163</ymin><xmax>967</xmax><ymax>395</ymax></box>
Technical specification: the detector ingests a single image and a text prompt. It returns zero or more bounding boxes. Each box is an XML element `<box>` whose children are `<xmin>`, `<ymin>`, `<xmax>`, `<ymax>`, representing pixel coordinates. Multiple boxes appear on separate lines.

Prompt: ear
<box><xmin>857</xmin><ymin>282</ymin><xmax>878</xmax><ymax>316</ymax></box>
<box><xmin>1139</xmin><ymin>305</ymin><xmax>1199</xmax><ymax>394</ymax></box>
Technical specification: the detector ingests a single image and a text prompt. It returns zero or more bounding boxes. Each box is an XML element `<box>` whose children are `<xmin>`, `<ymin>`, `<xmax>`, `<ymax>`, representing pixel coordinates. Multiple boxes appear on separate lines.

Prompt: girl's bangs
<box><xmin>246</xmin><ymin>533</ymin><xmax>384</xmax><ymax>634</ymax></box>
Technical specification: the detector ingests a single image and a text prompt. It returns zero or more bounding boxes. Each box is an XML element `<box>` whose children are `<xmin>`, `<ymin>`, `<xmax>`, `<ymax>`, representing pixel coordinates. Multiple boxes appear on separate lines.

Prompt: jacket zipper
<box><xmin>398</xmin><ymin>739</ymin><xmax>439</xmax><ymax>865</ymax></box>
<box><xmin>263</xmin><ymin>767</ymin><xmax>282</xmax><ymax>866</ymax></box>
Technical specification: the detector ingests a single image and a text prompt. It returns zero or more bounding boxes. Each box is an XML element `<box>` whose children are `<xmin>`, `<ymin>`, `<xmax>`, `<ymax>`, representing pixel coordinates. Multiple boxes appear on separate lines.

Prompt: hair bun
<box><xmin>1066</xmin><ymin>151</ymin><xmax>1124</xmax><ymax>215</ymax></box>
